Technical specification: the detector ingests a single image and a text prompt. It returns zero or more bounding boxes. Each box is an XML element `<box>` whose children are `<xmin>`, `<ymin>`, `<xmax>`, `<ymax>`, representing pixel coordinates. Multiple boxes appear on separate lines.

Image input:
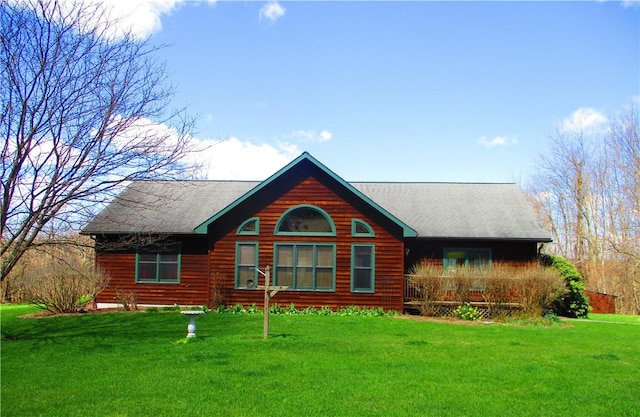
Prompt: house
<box><xmin>82</xmin><ymin>152</ymin><xmax>551</xmax><ymax>312</ymax></box>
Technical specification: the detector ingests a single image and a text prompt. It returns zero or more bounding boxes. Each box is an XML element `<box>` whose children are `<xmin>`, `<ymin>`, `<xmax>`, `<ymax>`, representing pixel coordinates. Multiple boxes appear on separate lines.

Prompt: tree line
<box><xmin>528</xmin><ymin>108</ymin><xmax>639</xmax><ymax>314</ymax></box>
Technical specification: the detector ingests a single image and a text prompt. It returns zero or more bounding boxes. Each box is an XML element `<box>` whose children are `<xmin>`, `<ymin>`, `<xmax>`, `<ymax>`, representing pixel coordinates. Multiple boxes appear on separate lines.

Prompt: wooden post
<box><xmin>263</xmin><ymin>266</ymin><xmax>270</xmax><ymax>339</ymax></box>
<box><xmin>256</xmin><ymin>265</ymin><xmax>287</xmax><ymax>339</ymax></box>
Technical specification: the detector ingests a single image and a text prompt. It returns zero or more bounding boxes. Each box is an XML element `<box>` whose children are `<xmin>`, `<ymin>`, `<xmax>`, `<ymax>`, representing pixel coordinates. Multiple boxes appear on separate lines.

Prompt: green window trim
<box><xmin>273</xmin><ymin>243</ymin><xmax>336</xmax><ymax>291</ymax></box>
<box><xmin>351</xmin><ymin>244</ymin><xmax>375</xmax><ymax>293</ymax></box>
<box><xmin>235</xmin><ymin>242</ymin><xmax>259</xmax><ymax>289</ymax></box>
<box><xmin>237</xmin><ymin>217</ymin><xmax>260</xmax><ymax>235</ymax></box>
<box><xmin>135</xmin><ymin>245</ymin><xmax>181</xmax><ymax>284</ymax></box>
<box><xmin>351</xmin><ymin>219</ymin><xmax>375</xmax><ymax>237</ymax></box>
<box><xmin>275</xmin><ymin>205</ymin><xmax>336</xmax><ymax>236</ymax></box>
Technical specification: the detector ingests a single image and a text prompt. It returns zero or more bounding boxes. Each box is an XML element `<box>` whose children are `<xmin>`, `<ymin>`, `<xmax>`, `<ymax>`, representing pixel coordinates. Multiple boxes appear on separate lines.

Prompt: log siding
<box><xmin>95</xmin><ymin>236</ymin><xmax>210</xmax><ymax>306</ymax></box>
<box><xmin>209</xmin><ymin>175</ymin><xmax>405</xmax><ymax>311</ymax></box>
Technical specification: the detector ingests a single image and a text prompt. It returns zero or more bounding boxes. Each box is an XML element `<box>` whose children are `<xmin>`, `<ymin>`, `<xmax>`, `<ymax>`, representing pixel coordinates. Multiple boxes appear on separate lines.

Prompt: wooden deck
<box><xmin>403</xmin><ymin>276</ymin><xmax>522</xmax><ymax>317</ymax></box>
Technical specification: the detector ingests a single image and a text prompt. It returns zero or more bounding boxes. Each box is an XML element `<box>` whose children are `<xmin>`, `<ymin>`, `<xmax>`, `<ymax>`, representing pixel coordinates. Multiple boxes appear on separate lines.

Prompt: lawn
<box><xmin>1</xmin><ymin>305</ymin><xmax>639</xmax><ymax>417</ymax></box>
<box><xmin>587</xmin><ymin>313</ymin><xmax>640</xmax><ymax>324</ymax></box>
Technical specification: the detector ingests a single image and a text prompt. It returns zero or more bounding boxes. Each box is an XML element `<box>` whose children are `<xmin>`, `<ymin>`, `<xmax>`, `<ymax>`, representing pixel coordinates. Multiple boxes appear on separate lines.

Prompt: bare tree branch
<box><xmin>1</xmin><ymin>0</ymin><xmax>200</xmax><ymax>280</ymax></box>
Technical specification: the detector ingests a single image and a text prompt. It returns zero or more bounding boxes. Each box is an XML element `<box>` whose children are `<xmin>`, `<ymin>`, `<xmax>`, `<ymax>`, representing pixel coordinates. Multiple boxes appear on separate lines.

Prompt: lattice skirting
<box><xmin>410</xmin><ymin>301</ymin><xmax>521</xmax><ymax>319</ymax></box>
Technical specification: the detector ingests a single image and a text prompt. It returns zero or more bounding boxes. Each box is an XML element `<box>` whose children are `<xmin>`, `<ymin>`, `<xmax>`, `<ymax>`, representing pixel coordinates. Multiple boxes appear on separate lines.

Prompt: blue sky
<box><xmin>104</xmin><ymin>0</ymin><xmax>639</xmax><ymax>183</ymax></box>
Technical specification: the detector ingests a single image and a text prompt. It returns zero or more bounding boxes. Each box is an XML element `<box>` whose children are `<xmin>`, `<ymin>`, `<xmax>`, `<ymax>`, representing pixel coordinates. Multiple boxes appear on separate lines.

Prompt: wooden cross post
<box><xmin>256</xmin><ymin>266</ymin><xmax>288</xmax><ymax>339</ymax></box>
<box><xmin>263</xmin><ymin>266</ymin><xmax>271</xmax><ymax>339</ymax></box>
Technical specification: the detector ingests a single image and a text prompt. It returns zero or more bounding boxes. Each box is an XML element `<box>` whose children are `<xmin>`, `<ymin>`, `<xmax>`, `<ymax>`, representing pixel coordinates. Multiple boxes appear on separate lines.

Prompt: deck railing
<box><xmin>403</xmin><ymin>275</ymin><xmax>522</xmax><ymax>318</ymax></box>
<box><xmin>403</xmin><ymin>275</ymin><xmax>423</xmax><ymax>301</ymax></box>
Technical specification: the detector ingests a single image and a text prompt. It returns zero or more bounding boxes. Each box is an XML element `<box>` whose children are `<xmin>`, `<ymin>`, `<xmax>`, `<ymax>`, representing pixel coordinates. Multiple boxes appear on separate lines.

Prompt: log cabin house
<box><xmin>82</xmin><ymin>152</ymin><xmax>551</xmax><ymax>312</ymax></box>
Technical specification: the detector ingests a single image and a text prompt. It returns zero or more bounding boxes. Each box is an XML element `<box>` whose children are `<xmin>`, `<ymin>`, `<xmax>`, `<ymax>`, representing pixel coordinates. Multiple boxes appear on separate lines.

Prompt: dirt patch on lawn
<box><xmin>21</xmin><ymin>307</ymin><xmax>138</xmax><ymax>319</ymax></box>
<box><xmin>395</xmin><ymin>314</ymin><xmax>573</xmax><ymax>328</ymax></box>
<box><xmin>395</xmin><ymin>314</ymin><xmax>497</xmax><ymax>326</ymax></box>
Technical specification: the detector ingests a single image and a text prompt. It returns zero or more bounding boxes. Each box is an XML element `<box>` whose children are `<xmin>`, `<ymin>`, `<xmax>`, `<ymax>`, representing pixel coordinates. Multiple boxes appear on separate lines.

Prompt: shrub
<box><xmin>269</xmin><ymin>304</ymin><xmax>286</xmax><ymax>314</ymax></box>
<box><xmin>482</xmin><ymin>276</ymin><xmax>516</xmax><ymax>317</ymax></box>
<box><xmin>453</xmin><ymin>303</ymin><xmax>482</xmax><ymax>321</ymax></box>
<box><xmin>210</xmin><ymin>272</ymin><xmax>226</xmax><ymax>309</ymax></box>
<box><xmin>11</xmin><ymin>243</ymin><xmax>108</xmax><ymax>314</ymax></box>
<box><xmin>318</xmin><ymin>305</ymin><xmax>333</xmax><ymax>316</ymax></box>
<box><xmin>540</xmin><ymin>254</ymin><xmax>590</xmax><ymax>318</ymax></box>
<box><xmin>337</xmin><ymin>305</ymin><xmax>363</xmax><ymax>316</ymax></box>
<box><xmin>407</xmin><ymin>263</ymin><xmax>446</xmax><ymax>316</ymax></box>
<box><xmin>228</xmin><ymin>303</ymin><xmax>247</xmax><ymax>314</ymax></box>
<box><xmin>513</xmin><ymin>264</ymin><xmax>566</xmax><ymax>317</ymax></box>
<box><xmin>302</xmin><ymin>306</ymin><xmax>319</xmax><ymax>315</ymax></box>
<box><xmin>451</xmin><ymin>274</ymin><xmax>473</xmax><ymax>305</ymax></box>
<box><xmin>114</xmin><ymin>290</ymin><xmax>137</xmax><ymax>311</ymax></box>
<box><xmin>23</xmin><ymin>266</ymin><xmax>108</xmax><ymax>314</ymax></box>
<box><xmin>245</xmin><ymin>303</ymin><xmax>260</xmax><ymax>314</ymax></box>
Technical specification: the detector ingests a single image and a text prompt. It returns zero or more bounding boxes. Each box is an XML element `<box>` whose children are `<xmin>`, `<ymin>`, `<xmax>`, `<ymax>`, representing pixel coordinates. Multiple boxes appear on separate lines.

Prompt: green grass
<box><xmin>587</xmin><ymin>313</ymin><xmax>640</xmax><ymax>324</ymax></box>
<box><xmin>2</xmin><ymin>305</ymin><xmax>639</xmax><ymax>417</ymax></box>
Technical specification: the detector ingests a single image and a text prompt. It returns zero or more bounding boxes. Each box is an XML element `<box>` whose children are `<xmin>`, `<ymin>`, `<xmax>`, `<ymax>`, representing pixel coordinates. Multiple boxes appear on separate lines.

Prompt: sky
<box><xmin>90</xmin><ymin>0</ymin><xmax>639</xmax><ymax>183</ymax></box>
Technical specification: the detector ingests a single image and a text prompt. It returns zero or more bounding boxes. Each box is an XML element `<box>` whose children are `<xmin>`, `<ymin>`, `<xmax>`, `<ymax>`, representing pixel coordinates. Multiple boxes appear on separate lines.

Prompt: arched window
<box><xmin>237</xmin><ymin>217</ymin><xmax>259</xmax><ymax>235</ymax></box>
<box><xmin>275</xmin><ymin>205</ymin><xmax>336</xmax><ymax>236</ymax></box>
<box><xmin>351</xmin><ymin>219</ymin><xmax>375</xmax><ymax>237</ymax></box>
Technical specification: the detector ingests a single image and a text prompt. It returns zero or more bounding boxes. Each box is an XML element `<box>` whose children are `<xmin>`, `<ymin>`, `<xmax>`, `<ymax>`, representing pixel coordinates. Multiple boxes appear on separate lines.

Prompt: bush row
<box><xmin>212</xmin><ymin>303</ymin><xmax>400</xmax><ymax>317</ymax></box>
<box><xmin>408</xmin><ymin>262</ymin><xmax>568</xmax><ymax>318</ymax></box>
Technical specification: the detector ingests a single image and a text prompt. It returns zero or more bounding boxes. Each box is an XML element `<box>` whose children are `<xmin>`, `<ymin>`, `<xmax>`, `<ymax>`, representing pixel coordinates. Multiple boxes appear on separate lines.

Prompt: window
<box><xmin>237</xmin><ymin>217</ymin><xmax>259</xmax><ymax>235</ymax></box>
<box><xmin>443</xmin><ymin>248</ymin><xmax>492</xmax><ymax>271</ymax></box>
<box><xmin>443</xmin><ymin>248</ymin><xmax>491</xmax><ymax>291</ymax></box>
<box><xmin>236</xmin><ymin>242</ymin><xmax>258</xmax><ymax>289</ymax></box>
<box><xmin>351</xmin><ymin>244</ymin><xmax>375</xmax><ymax>292</ymax></box>
<box><xmin>136</xmin><ymin>245</ymin><xmax>180</xmax><ymax>284</ymax></box>
<box><xmin>274</xmin><ymin>243</ymin><xmax>335</xmax><ymax>290</ymax></box>
<box><xmin>351</xmin><ymin>219</ymin><xmax>375</xmax><ymax>237</ymax></box>
<box><xmin>275</xmin><ymin>205</ymin><xmax>336</xmax><ymax>236</ymax></box>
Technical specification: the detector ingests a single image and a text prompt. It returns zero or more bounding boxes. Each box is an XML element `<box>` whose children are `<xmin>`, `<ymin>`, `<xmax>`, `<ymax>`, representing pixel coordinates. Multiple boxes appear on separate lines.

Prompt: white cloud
<box><xmin>259</xmin><ymin>1</ymin><xmax>286</xmax><ymax>23</ymax></box>
<box><xmin>319</xmin><ymin>130</ymin><xmax>333</xmax><ymax>143</ymax></box>
<box><xmin>101</xmin><ymin>0</ymin><xmax>183</xmax><ymax>38</ymax></box>
<box><xmin>478</xmin><ymin>136</ymin><xmax>518</xmax><ymax>148</ymax></box>
<box><xmin>560</xmin><ymin>107</ymin><xmax>608</xmax><ymax>135</ymax></box>
<box><xmin>621</xmin><ymin>0</ymin><xmax>640</xmax><ymax>9</ymax></box>
<box><xmin>287</xmin><ymin>129</ymin><xmax>333</xmax><ymax>144</ymax></box>
<box><xmin>191</xmin><ymin>137</ymin><xmax>300</xmax><ymax>180</ymax></box>
<box><xmin>34</xmin><ymin>0</ymin><xmax>216</xmax><ymax>39</ymax></box>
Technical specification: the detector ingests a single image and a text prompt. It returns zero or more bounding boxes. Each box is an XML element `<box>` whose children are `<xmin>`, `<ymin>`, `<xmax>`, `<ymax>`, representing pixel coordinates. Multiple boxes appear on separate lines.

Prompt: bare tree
<box><xmin>1</xmin><ymin>0</ymin><xmax>199</xmax><ymax>281</ymax></box>
<box><xmin>532</xmin><ymin>128</ymin><xmax>595</xmax><ymax>263</ymax></box>
<box><xmin>604</xmin><ymin>108</ymin><xmax>640</xmax><ymax>312</ymax></box>
<box><xmin>528</xmin><ymin>107</ymin><xmax>640</xmax><ymax>313</ymax></box>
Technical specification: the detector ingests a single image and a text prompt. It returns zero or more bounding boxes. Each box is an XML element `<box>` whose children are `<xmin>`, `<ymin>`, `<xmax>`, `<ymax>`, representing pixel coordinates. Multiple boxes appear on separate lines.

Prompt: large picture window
<box><xmin>274</xmin><ymin>243</ymin><xmax>335</xmax><ymax>290</ymax></box>
<box><xmin>351</xmin><ymin>244</ymin><xmax>375</xmax><ymax>293</ymax></box>
<box><xmin>236</xmin><ymin>242</ymin><xmax>258</xmax><ymax>289</ymax></box>
<box><xmin>136</xmin><ymin>245</ymin><xmax>181</xmax><ymax>284</ymax></box>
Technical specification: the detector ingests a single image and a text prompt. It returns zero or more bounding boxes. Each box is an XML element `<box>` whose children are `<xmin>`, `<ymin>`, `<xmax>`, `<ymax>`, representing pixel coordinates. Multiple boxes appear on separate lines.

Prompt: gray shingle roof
<box><xmin>352</xmin><ymin>182</ymin><xmax>549</xmax><ymax>240</ymax></box>
<box><xmin>82</xmin><ymin>181</ymin><xmax>258</xmax><ymax>234</ymax></box>
<box><xmin>83</xmin><ymin>180</ymin><xmax>550</xmax><ymax>241</ymax></box>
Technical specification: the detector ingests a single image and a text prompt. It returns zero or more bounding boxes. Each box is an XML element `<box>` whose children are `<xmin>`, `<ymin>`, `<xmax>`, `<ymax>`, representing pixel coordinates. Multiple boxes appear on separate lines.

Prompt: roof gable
<box><xmin>193</xmin><ymin>152</ymin><xmax>418</xmax><ymax>237</ymax></box>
